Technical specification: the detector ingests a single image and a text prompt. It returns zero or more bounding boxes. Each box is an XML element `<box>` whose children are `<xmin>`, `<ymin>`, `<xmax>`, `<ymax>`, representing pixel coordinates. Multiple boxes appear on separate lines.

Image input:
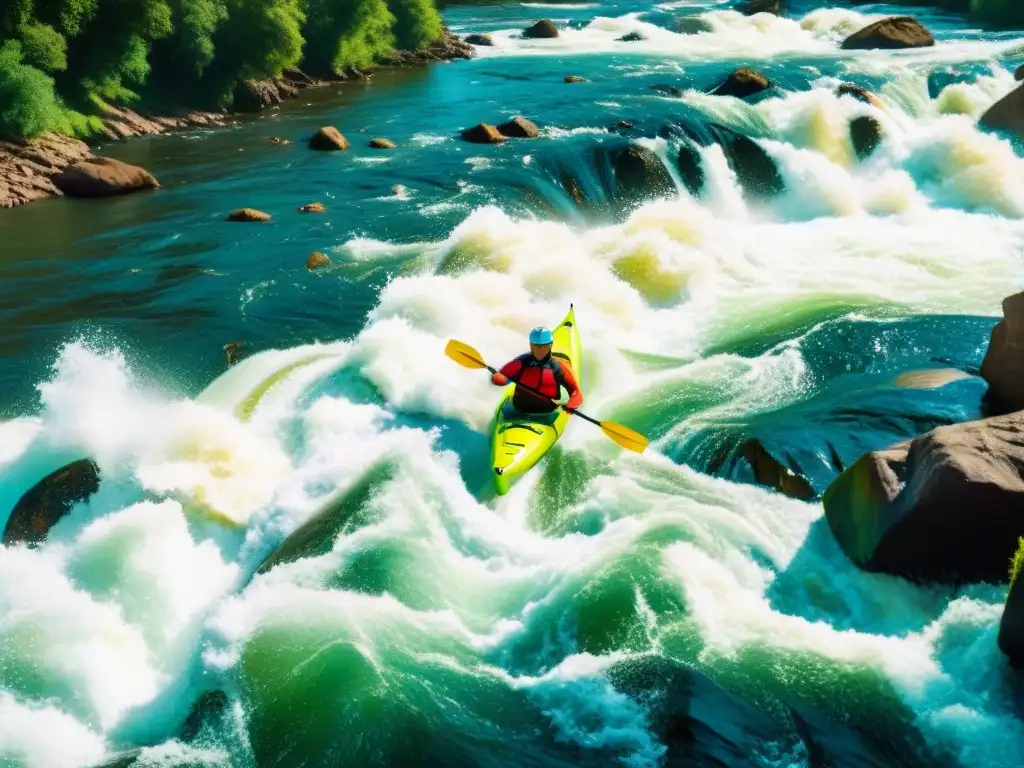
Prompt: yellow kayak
<box><xmin>490</xmin><ymin>305</ymin><xmax>582</xmax><ymax>495</ymax></box>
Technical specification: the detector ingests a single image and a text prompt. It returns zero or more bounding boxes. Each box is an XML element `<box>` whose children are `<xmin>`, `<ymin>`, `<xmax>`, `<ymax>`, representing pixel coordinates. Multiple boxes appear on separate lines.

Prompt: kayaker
<box><xmin>491</xmin><ymin>327</ymin><xmax>583</xmax><ymax>414</ymax></box>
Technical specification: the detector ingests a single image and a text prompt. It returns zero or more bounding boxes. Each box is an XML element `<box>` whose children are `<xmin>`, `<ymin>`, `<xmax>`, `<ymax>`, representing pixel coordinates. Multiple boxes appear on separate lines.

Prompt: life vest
<box><xmin>507</xmin><ymin>354</ymin><xmax>572</xmax><ymax>412</ymax></box>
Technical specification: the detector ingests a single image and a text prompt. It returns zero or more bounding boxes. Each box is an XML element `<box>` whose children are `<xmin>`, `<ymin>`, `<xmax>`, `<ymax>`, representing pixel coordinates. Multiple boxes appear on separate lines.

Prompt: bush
<box><xmin>386</xmin><ymin>0</ymin><xmax>443</xmax><ymax>51</ymax></box>
<box><xmin>18</xmin><ymin>22</ymin><xmax>69</xmax><ymax>72</ymax></box>
<box><xmin>302</xmin><ymin>0</ymin><xmax>394</xmax><ymax>75</ymax></box>
<box><xmin>0</xmin><ymin>41</ymin><xmax>71</xmax><ymax>139</ymax></box>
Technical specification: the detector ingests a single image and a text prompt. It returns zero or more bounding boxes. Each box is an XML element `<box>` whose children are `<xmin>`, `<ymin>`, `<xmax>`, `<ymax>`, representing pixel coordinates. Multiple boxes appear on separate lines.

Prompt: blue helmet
<box><xmin>529</xmin><ymin>326</ymin><xmax>554</xmax><ymax>345</ymax></box>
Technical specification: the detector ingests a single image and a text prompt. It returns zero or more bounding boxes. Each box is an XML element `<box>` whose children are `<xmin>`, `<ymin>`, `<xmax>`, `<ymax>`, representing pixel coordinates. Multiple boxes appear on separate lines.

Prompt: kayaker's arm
<box><xmin>491</xmin><ymin>358</ymin><xmax>523</xmax><ymax>386</ymax></box>
<box><xmin>557</xmin><ymin>361</ymin><xmax>583</xmax><ymax>411</ymax></box>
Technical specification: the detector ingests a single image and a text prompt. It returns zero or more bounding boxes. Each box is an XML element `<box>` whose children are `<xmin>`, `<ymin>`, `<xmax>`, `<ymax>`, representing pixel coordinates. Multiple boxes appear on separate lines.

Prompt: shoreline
<box><xmin>0</xmin><ymin>30</ymin><xmax>474</xmax><ymax>210</ymax></box>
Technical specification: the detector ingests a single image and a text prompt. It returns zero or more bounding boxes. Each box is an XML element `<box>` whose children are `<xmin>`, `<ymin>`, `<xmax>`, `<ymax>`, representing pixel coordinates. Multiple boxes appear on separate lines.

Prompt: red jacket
<box><xmin>492</xmin><ymin>353</ymin><xmax>583</xmax><ymax>412</ymax></box>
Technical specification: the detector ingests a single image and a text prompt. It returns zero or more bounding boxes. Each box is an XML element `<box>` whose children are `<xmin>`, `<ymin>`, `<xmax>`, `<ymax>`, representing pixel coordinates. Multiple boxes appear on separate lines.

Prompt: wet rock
<box><xmin>227</xmin><ymin>208</ymin><xmax>271</xmax><ymax>222</ymax></box>
<box><xmin>840</xmin><ymin>16</ymin><xmax>935</xmax><ymax>50</ymax></box>
<box><xmin>677</xmin><ymin>143</ymin><xmax>704</xmax><ymax>195</ymax></box>
<box><xmin>309</xmin><ymin>126</ymin><xmax>350</xmax><ymax>151</ymax></box>
<box><xmin>999</xmin><ymin>541</ymin><xmax>1024</xmax><ymax>667</ymax></box>
<box><xmin>523</xmin><ymin>19</ymin><xmax>559</xmax><ymax>38</ymax></box>
<box><xmin>611</xmin><ymin>144</ymin><xmax>675</xmax><ymax>204</ymax></box>
<box><xmin>675</xmin><ymin>17</ymin><xmax>713</xmax><ymax>34</ymax></box>
<box><xmin>616</xmin><ymin>120</ymin><xmax>634</xmax><ymax>130</ymax></box>
<box><xmin>650</xmin><ymin>84</ymin><xmax>683</xmax><ymax>98</ymax></box>
<box><xmin>738</xmin><ymin>0</ymin><xmax>782</xmax><ymax>14</ymax></box>
<box><xmin>0</xmin><ymin>133</ymin><xmax>92</xmax><ymax>207</ymax></box>
<box><xmin>298</xmin><ymin>202</ymin><xmax>326</xmax><ymax>212</ymax></box>
<box><xmin>267</xmin><ymin>137</ymin><xmax>291</xmax><ymax>146</ymax></box>
<box><xmin>836</xmin><ymin>83</ymin><xmax>884</xmax><ymax>109</ymax></box>
<box><xmin>710</xmin><ymin>67</ymin><xmax>771</xmax><ymax>99</ymax></box>
<box><xmin>460</xmin><ymin>123</ymin><xmax>506</xmax><ymax>143</ymax></box>
<box><xmin>741</xmin><ymin>440</ymin><xmax>815</xmax><ymax>500</ymax></box>
<box><xmin>980</xmin><ymin>291</ymin><xmax>1024</xmax><ymax>414</ymax></box>
<box><xmin>564</xmin><ymin>75</ymin><xmax>586</xmax><ymax>83</ymax></box>
<box><xmin>980</xmin><ymin>82</ymin><xmax>1024</xmax><ymax>142</ymax></box>
<box><xmin>497</xmin><ymin>116</ymin><xmax>540</xmax><ymax>138</ymax></box>
<box><xmin>1017</xmin><ymin>64</ymin><xmax>1024</xmax><ymax>82</ymax></box>
<box><xmin>617</xmin><ymin>31</ymin><xmax>645</xmax><ymax>42</ymax></box>
<box><xmin>3</xmin><ymin>459</ymin><xmax>101</xmax><ymax>546</ymax></box>
<box><xmin>823</xmin><ymin>411</ymin><xmax>1024</xmax><ymax>584</ymax></box>
<box><xmin>53</xmin><ymin>157</ymin><xmax>159</xmax><ymax>198</ymax></box>
<box><xmin>369</xmin><ymin>138</ymin><xmax>397</xmax><ymax>149</ymax></box>
<box><xmin>850</xmin><ymin>115</ymin><xmax>883</xmax><ymax>159</ymax></box>
<box><xmin>464</xmin><ymin>33</ymin><xmax>493</xmax><ymax>46</ymax></box>
<box><xmin>307</xmin><ymin>251</ymin><xmax>331</xmax><ymax>270</ymax></box>
<box><xmin>725</xmin><ymin>133</ymin><xmax>784</xmax><ymax>199</ymax></box>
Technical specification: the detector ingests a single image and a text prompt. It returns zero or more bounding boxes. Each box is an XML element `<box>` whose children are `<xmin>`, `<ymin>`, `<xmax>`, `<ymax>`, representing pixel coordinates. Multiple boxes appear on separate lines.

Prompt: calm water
<box><xmin>1</xmin><ymin>1</ymin><xmax>1024</xmax><ymax>766</ymax></box>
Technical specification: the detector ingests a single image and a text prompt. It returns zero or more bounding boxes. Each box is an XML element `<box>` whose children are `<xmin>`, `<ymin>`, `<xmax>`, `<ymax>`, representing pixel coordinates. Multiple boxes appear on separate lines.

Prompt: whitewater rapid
<box><xmin>3</xmin><ymin>3</ymin><xmax>1024</xmax><ymax>767</ymax></box>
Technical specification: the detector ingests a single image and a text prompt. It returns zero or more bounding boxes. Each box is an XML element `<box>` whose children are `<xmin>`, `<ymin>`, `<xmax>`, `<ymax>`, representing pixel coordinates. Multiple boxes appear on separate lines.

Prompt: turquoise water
<box><xmin>2</xmin><ymin>1</ymin><xmax>1024</xmax><ymax>766</ymax></box>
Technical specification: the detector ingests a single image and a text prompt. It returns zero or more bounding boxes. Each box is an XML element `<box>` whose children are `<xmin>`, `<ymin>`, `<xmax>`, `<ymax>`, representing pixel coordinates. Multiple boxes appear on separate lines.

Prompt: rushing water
<box><xmin>2</xmin><ymin>1</ymin><xmax>1024</xmax><ymax>766</ymax></box>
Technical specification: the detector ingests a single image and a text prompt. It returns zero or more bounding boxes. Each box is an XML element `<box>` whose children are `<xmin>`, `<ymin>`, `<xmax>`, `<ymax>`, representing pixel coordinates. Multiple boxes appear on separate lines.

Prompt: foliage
<box><xmin>386</xmin><ymin>0</ymin><xmax>443</xmax><ymax>52</ymax></box>
<box><xmin>0</xmin><ymin>40</ymin><xmax>70</xmax><ymax>138</ymax></box>
<box><xmin>1011</xmin><ymin>537</ymin><xmax>1024</xmax><ymax>586</ymax></box>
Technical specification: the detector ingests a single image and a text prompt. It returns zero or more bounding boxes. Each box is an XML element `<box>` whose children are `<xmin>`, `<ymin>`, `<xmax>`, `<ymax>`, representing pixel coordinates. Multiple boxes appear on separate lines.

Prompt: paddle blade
<box><xmin>445</xmin><ymin>339</ymin><xmax>488</xmax><ymax>370</ymax></box>
<box><xmin>600</xmin><ymin>421</ymin><xmax>649</xmax><ymax>453</ymax></box>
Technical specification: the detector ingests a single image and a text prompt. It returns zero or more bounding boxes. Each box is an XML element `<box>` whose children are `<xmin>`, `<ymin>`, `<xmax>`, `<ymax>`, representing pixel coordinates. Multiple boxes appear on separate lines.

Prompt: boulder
<box><xmin>823</xmin><ymin>412</ymin><xmax>1024</xmax><ymax>584</ymax></box>
<box><xmin>307</xmin><ymin>251</ymin><xmax>331</xmax><ymax>270</ymax></box>
<box><xmin>676</xmin><ymin>17</ymin><xmax>713</xmax><ymax>34</ymax></box>
<box><xmin>998</xmin><ymin>540</ymin><xmax>1024</xmax><ymax>667</ymax></box>
<box><xmin>53</xmin><ymin>157</ymin><xmax>159</xmax><ymax>198</ymax></box>
<box><xmin>980</xmin><ymin>82</ymin><xmax>1024</xmax><ymax>142</ymax></box>
<box><xmin>741</xmin><ymin>440</ymin><xmax>815</xmax><ymax>500</ymax></box>
<box><xmin>227</xmin><ymin>208</ymin><xmax>271</xmax><ymax>222</ymax></box>
<box><xmin>309</xmin><ymin>126</ymin><xmax>350</xmax><ymax>151</ymax></box>
<box><xmin>524</xmin><ymin>20</ymin><xmax>559</xmax><ymax>39</ymax></box>
<box><xmin>650</xmin><ymin>84</ymin><xmax>683</xmax><ymax>98</ymax></box>
<box><xmin>232</xmin><ymin>78</ymin><xmax>300</xmax><ymax>112</ymax></box>
<box><xmin>369</xmin><ymin>138</ymin><xmax>397</xmax><ymax>149</ymax></box>
<box><xmin>677</xmin><ymin>143</ymin><xmax>704</xmax><ymax>195</ymax></box>
<box><xmin>710</xmin><ymin>68</ymin><xmax>771</xmax><ymax>99</ymax></box>
<box><xmin>460</xmin><ymin>123</ymin><xmax>506</xmax><ymax>143</ymax></box>
<box><xmin>298</xmin><ymin>202</ymin><xmax>326</xmax><ymax>212</ymax></box>
<box><xmin>1017</xmin><ymin>64</ymin><xmax>1024</xmax><ymax>82</ymax></box>
<box><xmin>725</xmin><ymin>133</ymin><xmax>784</xmax><ymax>199</ymax></box>
<box><xmin>840</xmin><ymin>17</ymin><xmax>935</xmax><ymax>50</ymax></box>
<box><xmin>850</xmin><ymin>115</ymin><xmax>883</xmax><ymax>159</ymax></box>
<box><xmin>980</xmin><ymin>291</ymin><xmax>1024</xmax><ymax>414</ymax></box>
<box><xmin>836</xmin><ymin>83</ymin><xmax>884</xmax><ymax>109</ymax></box>
<box><xmin>617</xmin><ymin>32</ymin><xmax>645</xmax><ymax>42</ymax></box>
<box><xmin>564</xmin><ymin>75</ymin><xmax>586</xmax><ymax>83</ymax></box>
<box><xmin>464</xmin><ymin>33</ymin><xmax>493</xmax><ymax>46</ymax></box>
<box><xmin>738</xmin><ymin>0</ymin><xmax>782</xmax><ymax>14</ymax></box>
<box><xmin>497</xmin><ymin>116</ymin><xmax>540</xmax><ymax>138</ymax></box>
<box><xmin>611</xmin><ymin>144</ymin><xmax>675</xmax><ymax>204</ymax></box>
<box><xmin>3</xmin><ymin>459</ymin><xmax>100</xmax><ymax>546</ymax></box>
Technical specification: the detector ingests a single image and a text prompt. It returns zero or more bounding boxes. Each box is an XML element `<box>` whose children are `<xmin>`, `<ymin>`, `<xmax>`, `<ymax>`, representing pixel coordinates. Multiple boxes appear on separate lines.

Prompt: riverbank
<box><xmin>0</xmin><ymin>30</ymin><xmax>473</xmax><ymax>209</ymax></box>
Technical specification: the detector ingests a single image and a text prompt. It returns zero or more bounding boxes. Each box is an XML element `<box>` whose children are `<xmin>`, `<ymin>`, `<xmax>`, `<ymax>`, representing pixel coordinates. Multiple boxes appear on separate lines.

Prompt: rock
<box><xmin>381</xmin><ymin>29</ymin><xmax>474</xmax><ymax>65</ymax></box>
<box><xmin>524</xmin><ymin>20</ymin><xmax>559</xmax><ymax>39</ymax></box>
<box><xmin>565</xmin><ymin>75</ymin><xmax>586</xmax><ymax>83</ymax></box>
<box><xmin>282</xmin><ymin>68</ymin><xmax>317</xmax><ymax>87</ymax></box>
<box><xmin>3</xmin><ymin>459</ymin><xmax>101</xmax><ymax>546</ymax></box>
<box><xmin>893</xmin><ymin>369</ymin><xmax>972</xmax><ymax>389</ymax></box>
<box><xmin>234</xmin><ymin>79</ymin><xmax>292</xmax><ymax>112</ymax></box>
<box><xmin>677</xmin><ymin>143</ymin><xmax>705</xmax><ymax>195</ymax></box>
<box><xmin>181</xmin><ymin>691</ymin><xmax>231</xmax><ymax>741</ymax></box>
<box><xmin>617</xmin><ymin>32</ymin><xmax>645</xmax><ymax>42</ymax></box>
<box><xmin>369</xmin><ymin>138</ymin><xmax>396</xmax><ymax>149</ymax></box>
<box><xmin>52</xmin><ymin>157</ymin><xmax>159</xmax><ymax>198</ymax></box>
<box><xmin>980</xmin><ymin>82</ymin><xmax>1024</xmax><ymax>142</ymax></box>
<box><xmin>223</xmin><ymin>341</ymin><xmax>244</xmax><ymax>366</ymax></box>
<box><xmin>309</xmin><ymin>126</ymin><xmax>350</xmax><ymax>151</ymax></box>
<box><xmin>616</xmin><ymin>120</ymin><xmax>634</xmax><ymax>130</ymax></box>
<box><xmin>823</xmin><ymin>411</ymin><xmax>1024</xmax><ymax>584</ymax></box>
<box><xmin>1017</xmin><ymin>64</ymin><xmax>1024</xmax><ymax>82</ymax></box>
<box><xmin>676</xmin><ymin>17</ymin><xmax>713</xmax><ymax>34</ymax></box>
<box><xmin>464</xmin><ymin>33</ymin><xmax>493</xmax><ymax>46</ymax></box>
<box><xmin>650</xmin><ymin>84</ymin><xmax>683</xmax><ymax>98</ymax></box>
<box><xmin>497</xmin><ymin>116</ymin><xmax>540</xmax><ymax>138</ymax></box>
<box><xmin>460</xmin><ymin>123</ymin><xmax>506</xmax><ymax>143</ymax></box>
<box><xmin>298</xmin><ymin>202</ymin><xmax>326</xmax><ymax>213</ymax></box>
<box><xmin>738</xmin><ymin>0</ymin><xmax>782</xmax><ymax>14</ymax></box>
<box><xmin>836</xmin><ymin>83</ymin><xmax>884</xmax><ymax>109</ymax></box>
<box><xmin>710</xmin><ymin>68</ymin><xmax>771</xmax><ymax>99</ymax></box>
<box><xmin>998</xmin><ymin>540</ymin><xmax>1024</xmax><ymax>667</ymax></box>
<box><xmin>611</xmin><ymin>144</ymin><xmax>675</xmax><ymax>204</ymax></box>
<box><xmin>850</xmin><ymin>115</ymin><xmax>883</xmax><ymax>159</ymax></box>
<box><xmin>267</xmin><ymin>137</ymin><xmax>292</xmax><ymax>146</ymax></box>
<box><xmin>227</xmin><ymin>208</ymin><xmax>271</xmax><ymax>222</ymax></box>
<box><xmin>392</xmin><ymin>184</ymin><xmax>408</xmax><ymax>197</ymax></box>
<box><xmin>741</xmin><ymin>440</ymin><xmax>815</xmax><ymax>500</ymax></box>
<box><xmin>0</xmin><ymin>133</ymin><xmax>91</xmax><ymax>207</ymax></box>
<box><xmin>307</xmin><ymin>251</ymin><xmax>331</xmax><ymax>270</ymax></box>
<box><xmin>840</xmin><ymin>16</ymin><xmax>935</xmax><ymax>51</ymax></box>
<box><xmin>725</xmin><ymin>133</ymin><xmax>784</xmax><ymax>199</ymax></box>
<box><xmin>980</xmin><ymin>292</ymin><xmax>1024</xmax><ymax>414</ymax></box>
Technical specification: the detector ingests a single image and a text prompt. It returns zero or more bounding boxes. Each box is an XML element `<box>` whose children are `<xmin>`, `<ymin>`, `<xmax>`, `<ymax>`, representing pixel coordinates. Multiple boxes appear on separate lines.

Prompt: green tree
<box><xmin>386</xmin><ymin>0</ymin><xmax>442</xmax><ymax>51</ymax></box>
<box><xmin>0</xmin><ymin>41</ymin><xmax>70</xmax><ymax>138</ymax></box>
<box><xmin>301</xmin><ymin>0</ymin><xmax>395</xmax><ymax>75</ymax></box>
<box><xmin>18</xmin><ymin>21</ymin><xmax>69</xmax><ymax>72</ymax></box>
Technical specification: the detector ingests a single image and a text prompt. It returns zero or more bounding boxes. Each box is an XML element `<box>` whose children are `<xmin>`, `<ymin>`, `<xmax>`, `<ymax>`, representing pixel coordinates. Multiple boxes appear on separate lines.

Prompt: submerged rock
<box><xmin>617</xmin><ymin>31</ymin><xmax>645</xmax><ymax>42</ymax></box>
<box><xmin>267</xmin><ymin>136</ymin><xmax>291</xmax><ymax>146</ymax></box>
<box><xmin>980</xmin><ymin>82</ymin><xmax>1024</xmax><ymax>142</ymax></box>
<box><xmin>980</xmin><ymin>291</ymin><xmax>1024</xmax><ymax>414</ymax></box>
<box><xmin>738</xmin><ymin>0</ymin><xmax>783</xmax><ymax>14</ymax></box>
<box><xmin>650</xmin><ymin>84</ymin><xmax>683</xmax><ymax>97</ymax></box>
<box><xmin>564</xmin><ymin>75</ymin><xmax>586</xmax><ymax>83</ymax></box>
<box><xmin>53</xmin><ymin>157</ymin><xmax>159</xmax><ymax>198</ymax></box>
<box><xmin>3</xmin><ymin>459</ymin><xmax>101</xmax><ymax>546</ymax></box>
<box><xmin>611</xmin><ymin>144</ymin><xmax>675</xmax><ymax>204</ymax></box>
<box><xmin>740</xmin><ymin>440</ymin><xmax>815</xmax><ymax>500</ymax></box>
<box><xmin>299</xmin><ymin>202</ymin><xmax>326</xmax><ymax>213</ymax></box>
<box><xmin>369</xmin><ymin>138</ymin><xmax>397</xmax><ymax>148</ymax></box>
<box><xmin>464</xmin><ymin>33</ymin><xmax>493</xmax><ymax>46</ymax></box>
<box><xmin>823</xmin><ymin>412</ymin><xmax>1024</xmax><ymax>584</ymax></box>
<box><xmin>726</xmin><ymin>133</ymin><xmax>784</xmax><ymax>199</ymax></box>
<box><xmin>307</xmin><ymin>251</ymin><xmax>331</xmax><ymax>270</ymax></box>
<box><xmin>999</xmin><ymin>540</ymin><xmax>1024</xmax><ymax>667</ymax></box>
<box><xmin>523</xmin><ymin>19</ymin><xmax>559</xmax><ymax>38</ymax></box>
<box><xmin>841</xmin><ymin>16</ymin><xmax>935</xmax><ymax>50</ymax></box>
<box><xmin>850</xmin><ymin>115</ymin><xmax>883</xmax><ymax>159</ymax></box>
<box><xmin>497</xmin><ymin>116</ymin><xmax>540</xmax><ymax>138</ymax></box>
<box><xmin>309</xmin><ymin>126</ymin><xmax>350</xmax><ymax>151</ymax></box>
<box><xmin>460</xmin><ymin>123</ymin><xmax>506</xmax><ymax>143</ymax></box>
<box><xmin>677</xmin><ymin>143</ymin><xmax>704</xmax><ymax>196</ymax></box>
<box><xmin>227</xmin><ymin>208</ymin><xmax>271</xmax><ymax>222</ymax></box>
<box><xmin>710</xmin><ymin>68</ymin><xmax>771</xmax><ymax>99</ymax></box>
<box><xmin>675</xmin><ymin>17</ymin><xmax>713</xmax><ymax>34</ymax></box>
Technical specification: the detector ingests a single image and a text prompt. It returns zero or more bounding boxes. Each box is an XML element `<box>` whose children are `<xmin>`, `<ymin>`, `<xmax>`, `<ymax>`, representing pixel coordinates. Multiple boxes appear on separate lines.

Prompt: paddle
<box><xmin>445</xmin><ymin>338</ymin><xmax>649</xmax><ymax>454</ymax></box>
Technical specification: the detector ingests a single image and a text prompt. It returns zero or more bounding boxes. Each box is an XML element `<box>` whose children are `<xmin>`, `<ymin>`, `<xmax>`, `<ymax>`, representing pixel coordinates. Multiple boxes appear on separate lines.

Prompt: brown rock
<box><xmin>464</xmin><ymin>34</ymin><xmax>493</xmax><ymax>46</ymax></box>
<box><xmin>565</xmin><ymin>75</ymin><xmax>586</xmax><ymax>83</ymax></box>
<box><xmin>460</xmin><ymin>123</ymin><xmax>506</xmax><ymax>143</ymax></box>
<box><xmin>3</xmin><ymin>460</ymin><xmax>101</xmax><ymax>546</ymax></box>
<box><xmin>980</xmin><ymin>83</ymin><xmax>1024</xmax><ymax>141</ymax></box>
<box><xmin>268</xmin><ymin>137</ymin><xmax>292</xmax><ymax>146</ymax></box>
<box><xmin>53</xmin><ymin>157</ymin><xmax>159</xmax><ymax>198</ymax></box>
<box><xmin>823</xmin><ymin>412</ymin><xmax>1024</xmax><ymax>584</ymax></box>
<box><xmin>524</xmin><ymin>20</ymin><xmax>559</xmax><ymax>39</ymax></box>
<box><xmin>710</xmin><ymin>68</ymin><xmax>771</xmax><ymax>99</ymax></box>
<box><xmin>309</xmin><ymin>126</ymin><xmax>350</xmax><ymax>151</ymax></box>
<box><xmin>611</xmin><ymin>144</ymin><xmax>675</xmax><ymax>204</ymax></box>
<box><xmin>741</xmin><ymin>440</ymin><xmax>814</xmax><ymax>500</ymax></box>
<box><xmin>893</xmin><ymin>369</ymin><xmax>971</xmax><ymax>389</ymax></box>
<box><xmin>307</xmin><ymin>251</ymin><xmax>331</xmax><ymax>270</ymax></box>
<box><xmin>369</xmin><ymin>138</ymin><xmax>397</xmax><ymax>149</ymax></box>
<box><xmin>497</xmin><ymin>116</ymin><xmax>540</xmax><ymax>138</ymax></box>
<box><xmin>227</xmin><ymin>208</ymin><xmax>271</xmax><ymax>222</ymax></box>
<box><xmin>980</xmin><ymin>291</ymin><xmax>1024</xmax><ymax>414</ymax></box>
<box><xmin>840</xmin><ymin>16</ymin><xmax>935</xmax><ymax>50</ymax></box>
<box><xmin>298</xmin><ymin>202</ymin><xmax>326</xmax><ymax>213</ymax></box>
<box><xmin>836</xmin><ymin>83</ymin><xmax>884</xmax><ymax>109</ymax></box>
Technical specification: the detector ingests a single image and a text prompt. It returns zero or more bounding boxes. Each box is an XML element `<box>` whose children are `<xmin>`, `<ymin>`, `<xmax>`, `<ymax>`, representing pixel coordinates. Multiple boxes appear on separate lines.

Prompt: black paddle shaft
<box><xmin>486</xmin><ymin>364</ymin><xmax>601</xmax><ymax>427</ymax></box>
